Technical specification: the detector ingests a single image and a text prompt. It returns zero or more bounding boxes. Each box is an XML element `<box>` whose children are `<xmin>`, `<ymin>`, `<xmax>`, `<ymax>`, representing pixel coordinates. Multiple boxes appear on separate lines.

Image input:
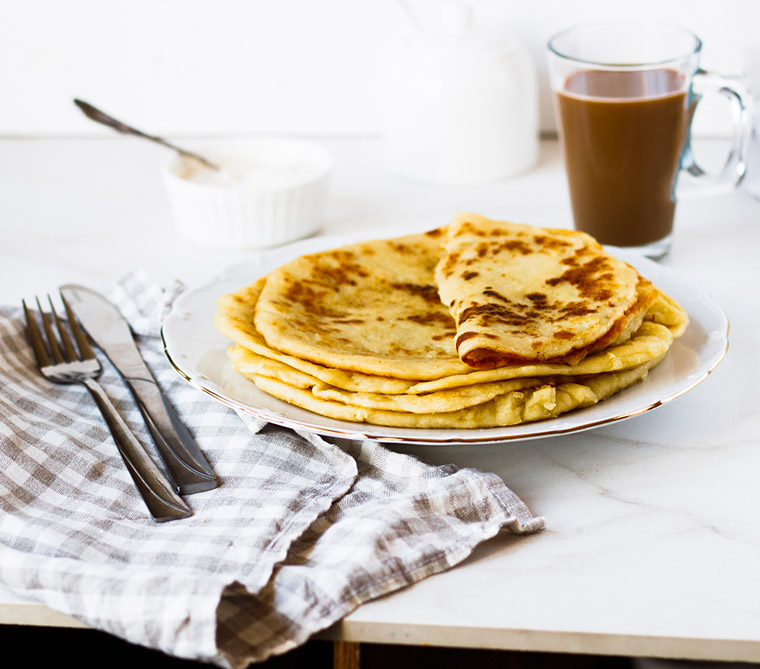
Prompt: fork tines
<box><xmin>23</xmin><ymin>294</ymin><xmax>94</xmax><ymax>368</ymax></box>
<box><xmin>22</xmin><ymin>298</ymin><xmax>52</xmax><ymax>368</ymax></box>
<box><xmin>60</xmin><ymin>293</ymin><xmax>95</xmax><ymax>360</ymax></box>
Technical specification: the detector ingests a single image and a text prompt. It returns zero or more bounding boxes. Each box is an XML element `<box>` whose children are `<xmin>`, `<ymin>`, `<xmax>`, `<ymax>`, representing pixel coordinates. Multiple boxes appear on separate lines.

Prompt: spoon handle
<box><xmin>73</xmin><ymin>99</ymin><xmax>220</xmax><ymax>171</ymax></box>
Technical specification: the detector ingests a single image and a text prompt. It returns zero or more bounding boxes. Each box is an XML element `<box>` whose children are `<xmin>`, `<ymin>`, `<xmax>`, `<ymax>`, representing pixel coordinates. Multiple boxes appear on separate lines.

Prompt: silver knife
<box><xmin>60</xmin><ymin>284</ymin><xmax>219</xmax><ymax>494</ymax></box>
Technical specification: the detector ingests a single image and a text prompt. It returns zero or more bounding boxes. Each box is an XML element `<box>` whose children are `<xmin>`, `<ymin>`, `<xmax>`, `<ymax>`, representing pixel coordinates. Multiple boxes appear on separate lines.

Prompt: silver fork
<box><xmin>23</xmin><ymin>295</ymin><xmax>193</xmax><ymax>522</ymax></box>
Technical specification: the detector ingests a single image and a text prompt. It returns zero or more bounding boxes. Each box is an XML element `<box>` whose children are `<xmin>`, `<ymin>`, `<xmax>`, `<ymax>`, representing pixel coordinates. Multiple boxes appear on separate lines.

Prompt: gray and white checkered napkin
<box><xmin>0</xmin><ymin>272</ymin><xmax>544</xmax><ymax>667</ymax></box>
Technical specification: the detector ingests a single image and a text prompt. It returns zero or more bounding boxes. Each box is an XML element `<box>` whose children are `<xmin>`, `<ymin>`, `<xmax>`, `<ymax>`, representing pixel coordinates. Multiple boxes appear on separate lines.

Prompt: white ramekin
<box><xmin>163</xmin><ymin>137</ymin><xmax>332</xmax><ymax>249</ymax></box>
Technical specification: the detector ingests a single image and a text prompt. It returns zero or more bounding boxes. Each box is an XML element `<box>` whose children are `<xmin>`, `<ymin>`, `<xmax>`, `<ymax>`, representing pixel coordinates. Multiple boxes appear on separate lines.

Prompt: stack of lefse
<box><xmin>213</xmin><ymin>213</ymin><xmax>689</xmax><ymax>429</ymax></box>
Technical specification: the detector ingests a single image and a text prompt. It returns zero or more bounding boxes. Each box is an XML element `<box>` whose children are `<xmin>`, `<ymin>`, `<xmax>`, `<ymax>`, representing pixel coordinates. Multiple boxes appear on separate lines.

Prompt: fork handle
<box><xmin>82</xmin><ymin>378</ymin><xmax>193</xmax><ymax>522</ymax></box>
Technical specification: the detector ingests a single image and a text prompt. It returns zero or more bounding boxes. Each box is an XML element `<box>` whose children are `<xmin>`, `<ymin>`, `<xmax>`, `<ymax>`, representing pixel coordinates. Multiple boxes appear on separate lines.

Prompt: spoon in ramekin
<box><xmin>73</xmin><ymin>98</ymin><xmax>221</xmax><ymax>172</ymax></box>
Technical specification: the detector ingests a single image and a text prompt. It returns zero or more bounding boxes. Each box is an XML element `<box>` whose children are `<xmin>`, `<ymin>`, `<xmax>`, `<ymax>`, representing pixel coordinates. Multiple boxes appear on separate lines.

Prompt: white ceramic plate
<box><xmin>162</xmin><ymin>230</ymin><xmax>729</xmax><ymax>445</ymax></box>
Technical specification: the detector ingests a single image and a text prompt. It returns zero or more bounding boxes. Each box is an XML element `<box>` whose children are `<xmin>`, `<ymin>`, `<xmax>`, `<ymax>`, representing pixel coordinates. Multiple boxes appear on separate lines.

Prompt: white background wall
<box><xmin>1</xmin><ymin>0</ymin><xmax>758</xmax><ymax>138</ymax></box>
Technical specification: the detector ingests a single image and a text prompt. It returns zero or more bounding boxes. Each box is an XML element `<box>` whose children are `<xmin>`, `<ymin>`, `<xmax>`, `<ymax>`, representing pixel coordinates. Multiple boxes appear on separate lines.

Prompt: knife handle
<box><xmin>82</xmin><ymin>378</ymin><xmax>193</xmax><ymax>522</ymax></box>
<box><xmin>125</xmin><ymin>377</ymin><xmax>219</xmax><ymax>495</ymax></box>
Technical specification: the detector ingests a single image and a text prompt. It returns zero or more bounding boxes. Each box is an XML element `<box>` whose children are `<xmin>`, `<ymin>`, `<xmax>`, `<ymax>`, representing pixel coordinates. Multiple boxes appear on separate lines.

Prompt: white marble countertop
<box><xmin>2</xmin><ymin>137</ymin><xmax>759</xmax><ymax>662</ymax></box>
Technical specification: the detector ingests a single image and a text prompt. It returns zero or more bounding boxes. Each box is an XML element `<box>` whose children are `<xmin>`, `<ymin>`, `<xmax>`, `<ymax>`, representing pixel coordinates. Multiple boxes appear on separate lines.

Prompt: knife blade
<box><xmin>60</xmin><ymin>284</ymin><xmax>219</xmax><ymax>494</ymax></box>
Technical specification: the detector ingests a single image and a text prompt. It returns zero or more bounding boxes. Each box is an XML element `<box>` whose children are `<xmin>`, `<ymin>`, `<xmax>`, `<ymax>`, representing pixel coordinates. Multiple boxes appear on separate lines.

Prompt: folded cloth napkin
<box><xmin>0</xmin><ymin>271</ymin><xmax>544</xmax><ymax>668</ymax></box>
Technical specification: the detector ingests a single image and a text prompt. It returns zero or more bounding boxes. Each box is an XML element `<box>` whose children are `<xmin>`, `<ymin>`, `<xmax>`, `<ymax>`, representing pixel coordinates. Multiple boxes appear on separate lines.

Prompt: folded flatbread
<box><xmin>435</xmin><ymin>213</ymin><xmax>658</xmax><ymax>368</ymax></box>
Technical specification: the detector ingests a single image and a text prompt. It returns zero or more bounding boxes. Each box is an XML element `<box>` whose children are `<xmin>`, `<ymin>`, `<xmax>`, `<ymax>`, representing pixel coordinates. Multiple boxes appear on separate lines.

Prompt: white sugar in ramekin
<box><xmin>163</xmin><ymin>138</ymin><xmax>332</xmax><ymax>249</ymax></box>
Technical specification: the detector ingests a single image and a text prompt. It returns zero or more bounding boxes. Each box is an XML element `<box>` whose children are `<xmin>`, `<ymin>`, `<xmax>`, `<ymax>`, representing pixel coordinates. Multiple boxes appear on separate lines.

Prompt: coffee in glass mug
<box><xmin>548</xmin><ymin>22</ymin><xmax>752</xmax><ymax>258</ymax></box>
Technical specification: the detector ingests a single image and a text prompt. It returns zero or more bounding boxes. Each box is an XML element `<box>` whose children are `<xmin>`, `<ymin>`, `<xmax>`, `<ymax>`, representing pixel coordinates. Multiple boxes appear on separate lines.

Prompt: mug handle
<box><xmin>677</xmin><ymin>69</ymin><xmax>753</xmax><ymax>198</ymax></box>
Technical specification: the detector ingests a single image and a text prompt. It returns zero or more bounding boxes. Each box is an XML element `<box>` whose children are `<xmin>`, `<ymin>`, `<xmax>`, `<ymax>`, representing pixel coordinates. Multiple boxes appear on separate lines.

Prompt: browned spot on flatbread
<box><xmin>533</xmin><ymin>234</ymin><xmax>572</xmax><ymax>249</ymax></box>
<box><xmin>559</xmin><ymin>301</ymin><xmax>598</xmax><ymax>317</ymax></box>
<box><xmin>497</xmin><ymin>240</ymin><xmax>532</xmax><ymax>255</ymax></box>
<box><xmin>406</xmin><ymin>312</ymin><xmax>456</xmax><ymax>327</ymax></box>
<box><xmin>389</xmin><ymin>282</ymin><xmax>441</xmax><ymax>304</ymax></box>
<box><xmin>545</xmin><ymin>256</ymin><xmax>617</xmax><ymax>300</ymax></box>
<box><xmin>439</xmin><ymin>251</ymin><xmax>461</xmax><ymax>278</ymax></box>
<box><xmin>284</xmin><ymin>282</ymin><xmax>334</xmax><ymax>313</ymax></box>
<box><xmin>525</xmin><ymin>292</ymin><xmax>549</xmax><ymax>308</ymax></box>
<box><xmin>455</xmin><ymin>330</ymin><xmax>480</xmax><ymax>346</ymax></box>
<box><xmin>458</xmin><ymin>303</ymin><xmax>533</xmax><ymax>327</ymax></box>
<box><xmin>299</xmin><ymin>252</ymin><xmax>372</xmax><ymax>293</ymax></box>
<box><xmin>553</xmin><ymin>330</ymin><xmax>576</xmax><ymax>340</ymax></box>
<box><xmin>482</xmin><ymin>289</ymin><xmax>511</xmax><ymax>304</ymax></box>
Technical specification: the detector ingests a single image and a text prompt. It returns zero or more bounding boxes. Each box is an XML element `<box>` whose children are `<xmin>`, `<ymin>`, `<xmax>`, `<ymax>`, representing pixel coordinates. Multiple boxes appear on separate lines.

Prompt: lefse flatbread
<box><xmin>435</xmin><ymin>213</ymin><xmax>658</xmax><ymax>369</ymax></box>
<box><xmin>213</xmin><ymin>213</ymin><xmax>689</xmax><ymax>429</ymax></box>
<box><xmin>250</xmin><ymin>229</ymin><xmax>474</xmax><ymax>380</ymax></box>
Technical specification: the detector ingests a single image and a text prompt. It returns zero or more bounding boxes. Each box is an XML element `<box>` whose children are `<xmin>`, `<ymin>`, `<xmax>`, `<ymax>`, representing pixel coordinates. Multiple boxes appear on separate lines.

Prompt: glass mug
<box><xmin>547</xmin><ymin>22</ymin><xmax>752</xmax><ymax>258</ymax></box>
